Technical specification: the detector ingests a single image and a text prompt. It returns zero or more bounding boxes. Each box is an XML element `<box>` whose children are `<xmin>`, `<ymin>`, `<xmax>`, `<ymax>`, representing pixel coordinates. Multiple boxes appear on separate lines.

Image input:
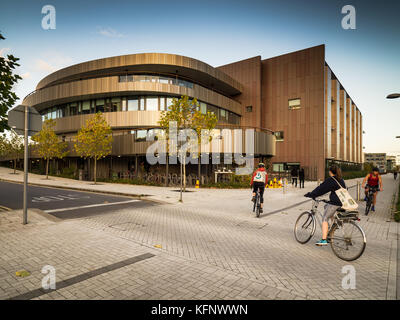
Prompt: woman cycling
<box><xmin>361</xmin><ymin>167</ymin><xmax>383</xmax><ymax>212</ymax></box>
<box><xmin>304</xmin><ymin>166</ymin><xmax>346</xmax><ymax>246</ymax></box>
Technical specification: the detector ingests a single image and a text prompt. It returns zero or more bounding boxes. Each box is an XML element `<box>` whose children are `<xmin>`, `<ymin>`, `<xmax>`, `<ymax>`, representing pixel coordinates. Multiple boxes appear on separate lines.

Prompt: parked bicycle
<box><xmin>294</xmin><ymin>198</ymin><xmax>366</xmax><ymax>261</ymax></box>
<box><xmin>365</xmin><ymin>186</ymin><xmax>379</xmax><ymax>216</ymax></box>
<box><xmin>252</xmin><ymin>188</ymin><xmax>262</xmax><ymax>218</ymax></box>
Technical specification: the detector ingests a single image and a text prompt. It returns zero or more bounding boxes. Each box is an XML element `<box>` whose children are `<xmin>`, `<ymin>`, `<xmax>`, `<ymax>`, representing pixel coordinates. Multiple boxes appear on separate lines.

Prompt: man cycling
<box><xmin>251</xmin><ymin>163</ymin><xmax>268</xmax><ymax>214</ymax></box>
<box><xmin>362</xmin><ymin>167</ymin><xmax>383</xmax><ymax>212</ymax></box>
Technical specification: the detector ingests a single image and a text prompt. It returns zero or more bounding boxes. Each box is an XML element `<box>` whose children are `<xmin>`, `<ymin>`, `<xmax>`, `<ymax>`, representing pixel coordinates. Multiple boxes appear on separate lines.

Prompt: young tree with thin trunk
<box><xmin>191</xmin><ymin>110</ymin><xmax>217</xmax><ymax>183</ymax></box>
<box><xmin>3</xmin><ymin>130</ymin><xmax>24</xmax><ymax>174</ymax></box>
<box><xmin>74</xmin><ymin>113</ymin><xmax>113</xmax><ymax>184</ymax></box>
<box><xmin>31</xmin><ymin>118</ymin><xmax>69</xmax><ymax>179</ymax></box>
<box><xmin>159</xmin><ymin>95</ymin><xmax>217</xmax><ymax>190</ymax></box>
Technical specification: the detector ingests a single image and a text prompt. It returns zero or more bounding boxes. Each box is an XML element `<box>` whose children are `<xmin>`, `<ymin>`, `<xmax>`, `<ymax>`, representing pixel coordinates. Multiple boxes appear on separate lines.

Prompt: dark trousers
<box><xmin>292</xmin><ymin>177</ymin><xmax>297</xmax><ymax>187</ymax></box>
<box><xmin>299</xmin><ymin>178</ymin><xmax>305</xmax><ymax>188</ymax></box>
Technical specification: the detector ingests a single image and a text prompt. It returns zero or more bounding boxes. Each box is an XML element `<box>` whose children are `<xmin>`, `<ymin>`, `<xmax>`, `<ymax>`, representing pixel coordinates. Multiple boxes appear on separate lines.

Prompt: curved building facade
<box><xmin>21</xmin><ymin>53</ymin><xmax>276</xmax><ymax>181</ymax></box>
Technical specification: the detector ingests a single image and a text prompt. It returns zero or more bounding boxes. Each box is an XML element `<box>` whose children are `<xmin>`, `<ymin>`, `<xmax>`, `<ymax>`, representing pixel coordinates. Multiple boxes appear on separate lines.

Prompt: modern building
<box><xmin>364</xmin><ymin>153</ymin><xmax>387</xmax><ymax>173</ymax></box>
<box><xmin>386</xmin><ymin>155</ymin><xmax>396</xmax><ymax>171</ymax></box>
<box><xmin>10</xmin><ymin>44</ymin><xmax>362</xmax><ymax>181</ymax></box>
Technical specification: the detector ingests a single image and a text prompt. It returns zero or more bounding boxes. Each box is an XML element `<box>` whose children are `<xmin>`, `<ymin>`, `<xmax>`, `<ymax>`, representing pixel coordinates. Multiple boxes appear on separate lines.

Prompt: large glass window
<box><xmin>136</xmin><ymin>130</ymin><xmax>147</xmax><ymax>142</ymax></box>
<box><xmin>96</xmin><ymin>99</ymin><xmax>105</xmax><ymax>113</ymax></box>
<box><xmin>127</xmin><ymin>98</ymin><xmax>139</xmax><ymax>111</ymax></box>
<box><xmin>146</xmin><ymin>97</ymin><xmax>158</xmax><ymax>111</ymax></box>
<box><xmin>69</xmin><ymin>102</ymin><xmax>78</xmax><ymax>116</ymax></box>
<box><xmin>159</xmin><ymin>97</ymin><xmax>166</xmax><ymax>111</ymax></box>
<box><xmin>288</xmin><ymin>98</ymin><xmax>301</xmax><ymax>110</ymax></box>
<box><xmin>111</xmin><ymin>97</ymin><xmax>122</xmax><ymax>112</ymax></box>
<box><xmin>200</xmin><ymin>102</ymin><xmax>207</xmax><ymax>114</ymax></box>
<box><xmin>166</xmin><ymin>98</ymin><xmax>173</xmax><ymax>111</ymax></box>
<box><xmin>82</xmin><ymin>101</ymin><xmax>91</xmax><ymax>114</ymax></box>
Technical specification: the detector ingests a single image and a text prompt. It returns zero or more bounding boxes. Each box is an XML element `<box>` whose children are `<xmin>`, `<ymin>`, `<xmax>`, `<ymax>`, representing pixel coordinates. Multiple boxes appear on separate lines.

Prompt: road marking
<box><xmin>43</xmin><ymin>199</ymin><xmax>140</xmax><ymax>213</ymax></box>
<box><xmin>32</xmin><ymin>194</ymin><xmax>91</xmax><ymax>202</ymax></box>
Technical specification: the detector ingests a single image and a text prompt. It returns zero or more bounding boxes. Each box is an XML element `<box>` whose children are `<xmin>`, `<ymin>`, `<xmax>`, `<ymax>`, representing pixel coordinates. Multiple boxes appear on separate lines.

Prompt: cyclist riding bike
<box><xmin>362</xmin><ymin>167</ymin><xmax>383</xmax><ymax>212</ymax></box>
<box><xmin>251</xmin><ymin>163</ymin><xmax>268</xmax><ymax>214</ymax></box>
<box><xmin>304</xmin><ymin>166</ymin><xmax>346</xmax><ymax>246</ymax></box>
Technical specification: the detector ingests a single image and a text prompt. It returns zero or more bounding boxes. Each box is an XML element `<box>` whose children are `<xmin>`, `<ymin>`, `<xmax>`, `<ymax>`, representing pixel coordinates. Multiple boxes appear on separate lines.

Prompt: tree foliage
<box><xmin>1</xmin><ymin>130</ymin><xmax>24</xmax><ymax>173</ymax></box>
<box><xmin>0</xmin><ymin>32</ymin><xmax>22</xmax><ymax>132</ymax></box>
<box><xmin>158</xmin><ymin>95</ymin><xmax>218</xmax><ymax>189</ymax></box>
<box><xmin>31</xmin><ymin>118</ymin><xmax>69</xmax><ymax>179</ymax></box>
<box><xmin>74</xmin><ymin>113</ymin><xmax>113</xmax><ymax>184</ymax></box>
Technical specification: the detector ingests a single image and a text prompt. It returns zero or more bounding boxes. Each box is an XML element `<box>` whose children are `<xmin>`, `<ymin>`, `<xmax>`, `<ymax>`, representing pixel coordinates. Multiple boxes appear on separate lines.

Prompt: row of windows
<box><xmin>118</xmin><ymin>74</ymin><xmax>194</xmax><ymax>89</ymax></box>
<box><xmin>41</xmin><ymin>96</ymin><xmax>240</xmax><ymax>125</ymax></box>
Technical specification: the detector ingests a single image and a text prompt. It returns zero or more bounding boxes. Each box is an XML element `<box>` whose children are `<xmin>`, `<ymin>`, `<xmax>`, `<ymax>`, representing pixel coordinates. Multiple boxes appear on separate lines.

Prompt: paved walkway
<box><xmin>0</xmin><ymin>166</ymin><xmax>398</xmax><ymax>300</ymax></box>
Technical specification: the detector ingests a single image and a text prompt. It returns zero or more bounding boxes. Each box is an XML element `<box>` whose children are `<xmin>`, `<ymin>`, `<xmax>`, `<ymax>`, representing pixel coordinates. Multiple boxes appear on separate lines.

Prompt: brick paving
<box><xmin>0</xmin><ymin>175</ymin><xmax>398</xmax><ymax>300</ymax></box>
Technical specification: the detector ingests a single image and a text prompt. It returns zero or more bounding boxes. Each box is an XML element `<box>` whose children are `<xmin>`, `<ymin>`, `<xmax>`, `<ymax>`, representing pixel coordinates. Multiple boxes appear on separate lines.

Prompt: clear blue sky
<box><xmin>1</xmin><ymin>0</ymin><xmax>399</xmax><ymax>154</ymax></box>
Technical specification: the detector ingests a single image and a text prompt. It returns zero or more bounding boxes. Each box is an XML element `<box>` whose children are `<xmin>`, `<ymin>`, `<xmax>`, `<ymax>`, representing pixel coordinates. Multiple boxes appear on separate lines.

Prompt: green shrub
<box><xmin>342</xmin><ymin>170</ymin><xmax>369</xmax><ymax>180</ymax></box>
<box><xmin>59</xmin><ymin>167</ymin><xmax>77</xmax><ymax>179</ymax></box>
<box><xmin>395</xmin><ymin>182</ymin><xmax>400</xmax><ymax>222</ymax></box>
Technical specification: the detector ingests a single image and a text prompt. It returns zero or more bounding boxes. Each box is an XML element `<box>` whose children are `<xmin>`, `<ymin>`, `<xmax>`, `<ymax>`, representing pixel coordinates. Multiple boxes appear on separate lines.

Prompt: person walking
<box><xmin>291</xmin><ymin>167</ymin><xmax>298</xmax><ymax>187</ymax></box>
<box><xmin>299</xmin><ymin>167</ymin><xmax>305</xmax><ymax>188</ymax></box>
<box><xmin>394</xmin><ymin>171</ymin><xmax>398</xmax><ymax>180</ymax></box>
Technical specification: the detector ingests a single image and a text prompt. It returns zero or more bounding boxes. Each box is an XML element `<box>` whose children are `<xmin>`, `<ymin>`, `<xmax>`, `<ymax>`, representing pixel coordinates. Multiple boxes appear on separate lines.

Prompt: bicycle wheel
<box><xmin>365</xmin><ymin>197</ymin><xmax>372</xmax><ymax>215</ymax></box>
<box><xmin>256</xmin><ymin>196</ymin><xmax>261</xmax><ymax>218</ymax></box>
<box><xmin>294</xmin><ymin>211</ymin><xmax>315</xmax><ymax>244</ymax></box>
<box><xmin>330</xmin><ymin>220</ymin><xmax>366</xmax><ymax>261</ymax></box>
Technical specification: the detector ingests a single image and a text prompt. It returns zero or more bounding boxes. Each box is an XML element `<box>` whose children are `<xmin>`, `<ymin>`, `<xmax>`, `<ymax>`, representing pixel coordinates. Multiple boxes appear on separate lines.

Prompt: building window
<box><xmin>135</xmin><ymin>130</ymin><xmax>147</xmax><ymax>142</ymax></box>
<box><xmin>146</xmin><ymin>97</ymin><xmax>158</xmax><ymax>111</ymax></box>
<box><xmin>274</xmin><ymin>131</ymin><xmax>284</xmax><ymax>141</ymax></box>
<box><xmin>128</xmin><ymin>98</ymin><xmax>139</xmax><ymax>111</ymax></box>
<box><xmin>246</xmin><ymin>106</ymin><xmax>253</xmax><ymax>112</ymax></box>
<box><xmin>166</xmin><ymin>98</ymin><xmax>173</xmax><ymax>111</ymax></box>
<box><xmin>111</xmin><ymin>97</ymin><xmax>122</xmax><ymax>112</ymax></box>
<box><xmin>159</xmin><ymin>97</ymin><xmax>166</xmax><ymax>111</ymax></box>
<box><xmin>200</xmin><ymin>102</ymin><xmax>207</xmax><ymax>114</ymax></box>
<box><xmin>81</xmin><ymin>101</ymin><xmax>91</xmax><ymax>115</ymax></box>
<box><xmin>288</xmin><ymin>98</ymin><xmax>301</xmax><ymax>110</ymax></box>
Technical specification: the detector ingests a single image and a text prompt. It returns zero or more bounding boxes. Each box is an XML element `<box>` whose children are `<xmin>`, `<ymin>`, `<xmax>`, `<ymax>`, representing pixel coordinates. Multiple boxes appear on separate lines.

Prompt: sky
<box><xmin>0</xmin><ymin>0</ymin><xmax>399</xmax><ymax>154</ymax></box>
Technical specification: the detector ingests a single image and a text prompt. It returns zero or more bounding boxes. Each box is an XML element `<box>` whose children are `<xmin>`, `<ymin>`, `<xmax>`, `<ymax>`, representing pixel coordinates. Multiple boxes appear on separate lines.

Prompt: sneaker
<box><xmin>259</xmin><ymin>208</ymin><xmax>263</xmax><ymax>214</ymax></box>
<box><xmin>364</xmin><ymin>197</ymin><xmax>368</xmax><ymax>201</ymax></box>
<box><xmin>316</xmin><ymin>239</ymin><xmax>328</xmax><ymax>246</ymax></box>
<box><xmin>371</xmin><ymin>206</ymin><xmax>375</xmax><ymax>212</ymax></box>
<box><xmin>251</xmin><ymin>196</ymin><xmax>255</xmax><ymax>202</ymax></box>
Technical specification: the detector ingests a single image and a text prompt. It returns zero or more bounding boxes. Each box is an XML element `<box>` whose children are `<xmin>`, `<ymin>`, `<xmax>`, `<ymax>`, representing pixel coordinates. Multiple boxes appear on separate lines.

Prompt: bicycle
<box><xmin>364</xmin><ymin>186</ymin><xmax>379</xmax><ymax>216</ymax></box>
<box><xmin>252</xmin><ymin>188</ymin><xmax>261</xmax><ymax>218</ymax></box>
<box><xmin>294</xmin><ymin>199</ymin><xmax>366</xmax><ymax>261</ymax></box>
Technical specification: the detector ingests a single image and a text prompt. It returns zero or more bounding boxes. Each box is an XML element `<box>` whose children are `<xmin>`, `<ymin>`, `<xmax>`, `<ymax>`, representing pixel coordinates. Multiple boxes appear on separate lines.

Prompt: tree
<box><xmin>74</xmin><ymin>113</ymin><xmax>113</xmax><ymax>184</ymax></box>
<box><xmin>158</xmin><ymin>95</ymin><xmax>217</xmax><ymax>191</ymax></box>
<box><xmin>31</xmin><ymin>118</ymin><xmax>69</xmax><ymax>179</ymax></box>
<box><xmin>3</xmin><ymin>130</ymin><xmax>24</xmax><ymax>173</ymax></box>
<box><xmin>191</xmin><ymin>110</ymin><xmax>217</xmax><ymax>182</ymax></box>
<box><xmin>0</xmin><ymin>32</ymin><xmax>22</xmax><ymax>132</ymax></box>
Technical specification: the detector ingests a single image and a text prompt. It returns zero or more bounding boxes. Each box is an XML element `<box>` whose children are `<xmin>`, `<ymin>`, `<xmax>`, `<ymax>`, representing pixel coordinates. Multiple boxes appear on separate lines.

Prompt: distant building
<box><xmin>364</xmin><ymin>153</ymin><xmax>387</xmax><ymax>173</ymax></box>
<box><xmin>386</xmin><ymin>155</ymin><xmax>396</xmax><ymax>171</ymax></box>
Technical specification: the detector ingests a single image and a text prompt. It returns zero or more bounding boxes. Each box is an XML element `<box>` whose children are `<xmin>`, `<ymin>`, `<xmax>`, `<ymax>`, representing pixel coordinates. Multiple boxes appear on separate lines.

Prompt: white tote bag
<box><xmin>332</xmin><ymin>177</ymin><xmax>358</xmax><ymax>211</ymax></box>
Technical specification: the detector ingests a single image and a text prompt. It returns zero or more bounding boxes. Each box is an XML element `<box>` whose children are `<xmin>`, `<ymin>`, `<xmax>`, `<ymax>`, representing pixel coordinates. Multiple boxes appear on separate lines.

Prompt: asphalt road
<box><xmin>0</xmin><ymin>181</ymin><xmax>156</xmax><ymax>219</ymax></box>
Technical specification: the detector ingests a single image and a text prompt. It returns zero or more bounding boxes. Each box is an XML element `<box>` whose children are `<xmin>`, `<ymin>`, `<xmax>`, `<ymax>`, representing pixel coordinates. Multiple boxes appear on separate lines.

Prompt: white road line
<box><xmin>43</xmin><ymin>199</ymin><xmax>140</xmax><ymax>213</ymax></box>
